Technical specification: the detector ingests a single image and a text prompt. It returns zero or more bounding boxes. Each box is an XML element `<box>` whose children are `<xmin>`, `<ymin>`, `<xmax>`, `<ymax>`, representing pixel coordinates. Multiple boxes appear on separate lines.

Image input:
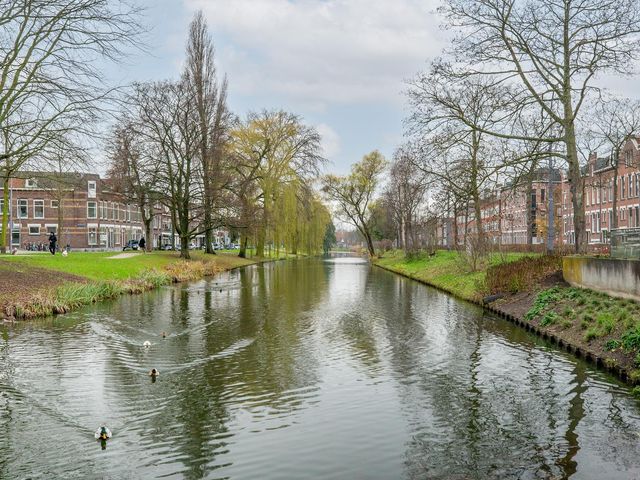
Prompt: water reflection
<box><xmin>0</xmin><ymin>257</ymin><xmax>640</xmax><ymax>479</ymax></box>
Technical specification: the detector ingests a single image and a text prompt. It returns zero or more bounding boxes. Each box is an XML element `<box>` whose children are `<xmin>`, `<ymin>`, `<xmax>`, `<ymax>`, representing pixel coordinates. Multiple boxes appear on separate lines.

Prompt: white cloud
<box><xmin>185</xmin><ymin>0</ymin><xmax>443</xmax><ymax>108</ymax></box>
<box><xmin>316</xmin><ymin>123</ymin><xmax>341</xmax><ymax>159</ymax></box>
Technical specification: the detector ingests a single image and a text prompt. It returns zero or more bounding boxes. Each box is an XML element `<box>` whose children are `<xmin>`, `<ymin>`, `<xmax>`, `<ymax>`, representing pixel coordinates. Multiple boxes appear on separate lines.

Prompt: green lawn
<box><xmin>375</xmin><ymin>250</ymin><xmax>536</xmax><ymax>301</ymax></box>
<box><xmin>0</xmin><ymin>250</ymin><xmax>255</xmax><ymax>281</ymax></box>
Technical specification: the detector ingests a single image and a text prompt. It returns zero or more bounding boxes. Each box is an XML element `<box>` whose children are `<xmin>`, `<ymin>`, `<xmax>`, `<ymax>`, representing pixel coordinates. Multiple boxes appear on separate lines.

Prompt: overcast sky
<box><xmin>109</xmin><ymin>0</ymin><xmax>444</xmax><ymax>174</ymax></box>
<box><xmin>108</xmin><ymin>0</ymin><xmax>640</xmax><ymax>176</ymax></box>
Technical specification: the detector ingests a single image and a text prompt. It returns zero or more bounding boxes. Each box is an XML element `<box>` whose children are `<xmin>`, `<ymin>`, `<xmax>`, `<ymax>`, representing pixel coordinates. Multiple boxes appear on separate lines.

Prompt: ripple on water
<box><xmin>2</xmin><ymin>258</ymin><xmax>640</xmax><ymax>479</ymax></box>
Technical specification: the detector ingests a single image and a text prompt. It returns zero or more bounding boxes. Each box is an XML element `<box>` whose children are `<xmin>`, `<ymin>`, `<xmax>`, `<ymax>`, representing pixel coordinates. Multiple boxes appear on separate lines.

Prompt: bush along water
<box><xmin>5</xmin><ymin>261</ymin><xmax>223</xmax><ymax>320</ymax></box>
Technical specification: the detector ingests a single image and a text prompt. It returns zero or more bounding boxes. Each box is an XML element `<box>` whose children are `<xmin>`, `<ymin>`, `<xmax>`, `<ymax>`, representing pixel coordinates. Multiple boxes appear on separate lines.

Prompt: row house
<box><xmin>501</xmin><ymin>170</ymin><xmax>562</xmax><ymax>246</ymax></box>
<box><xmin>561</xmin><ymin>136</ymin><xmax>640</xmax><ymax>246</ymax></box>
<box><xmin>454</xmin><ymin>191</ymin><xmax>502</xmax><ymax>245</ymax></box>
<box><xmin>1</xmin><ymin>172</ymin><xmax>173</xmax><ymax>250</ymax></box>
<box><xmin>450</xmin><ymin>169</ymin><xmax>563</xmax><ymax>247</ymax></box>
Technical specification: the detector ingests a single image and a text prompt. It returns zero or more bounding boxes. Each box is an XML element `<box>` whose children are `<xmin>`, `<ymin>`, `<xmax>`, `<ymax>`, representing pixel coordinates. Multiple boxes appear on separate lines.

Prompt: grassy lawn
<box><xmin>375</xmin><ymin>250</ymin><xmax>537</xmax><ymax>301</ymax></box>
<box><xmin>0</xmin><ymin>250</ymin><xmax>256</xmax><ymax>281</ymax></box>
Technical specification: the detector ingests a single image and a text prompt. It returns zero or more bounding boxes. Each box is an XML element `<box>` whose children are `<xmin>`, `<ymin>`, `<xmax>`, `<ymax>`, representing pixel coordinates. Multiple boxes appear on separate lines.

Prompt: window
<box><xmin>51</xmin><ymin>200</ymin><xmax>59</xmax><ymax>208</ymax></box>
<box><xmin>25</xmin><ymin>178</ymin><xmax>37</xmax><ymax>188</ymax></box>
<box><xmin>33</xmin><ymin>200</ymin><xmax>44</xmax><ymax>219</ymax></box>
<box><xmin>88</xmin><ymin>227</ymin><xmax>97</xmax><ymax>245</ymax></box>
<box><xmin>622</xmin><ymin>176</ymin><xmax>626</xmax><ymax>199</ymax></box>
<box><xmin>28</xmin><ymin>224</ymin><xmax>40</xmax><ymax>235</ymax></box>
<box><xmin>87</xmin><ymin>201</ymin><xmax>97</xmax><ymax>219</ymax></box>
<box><xmin>45</xmin><ymin>225</ymin><xmax>57</xmax><ymax>234</ymax></box>
<box><xmin>609</xmin><ymin>180</ymin><xmax>613</xmax><ymax>202</ymax></box>
<box><xmin>630</xmin><ymin>175</ymin><xmax>634</xmax><ymax>197</ymax></box>
<box><xmin>87</xmin><ymin>180</ymin><xmax>97</xmax><ymax>199</ymax></box>
<box><xmin>17</xmin><ymin>199</ymin><xmax>27</xmax><ymax>218</ymax></box>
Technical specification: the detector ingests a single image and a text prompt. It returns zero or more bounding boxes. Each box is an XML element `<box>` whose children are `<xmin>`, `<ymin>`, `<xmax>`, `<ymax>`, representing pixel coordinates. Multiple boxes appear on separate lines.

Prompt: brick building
<box><xmin>561</xmin><ymin>136</ymin><xmax>640</xmax><ymax>246</ymax></box>
<box><xmin>1</xmin><ymin>172</ymin><xmax>173</xmax><ymax>250</ymax></box>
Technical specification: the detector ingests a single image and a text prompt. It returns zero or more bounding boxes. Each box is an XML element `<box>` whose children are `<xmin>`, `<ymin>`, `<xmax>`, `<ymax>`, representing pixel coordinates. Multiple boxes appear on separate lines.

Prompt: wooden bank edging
<box><xmin>373</xmin><ymin>262</ymin><xmax>634</xmax><ymax>385</ymax></box>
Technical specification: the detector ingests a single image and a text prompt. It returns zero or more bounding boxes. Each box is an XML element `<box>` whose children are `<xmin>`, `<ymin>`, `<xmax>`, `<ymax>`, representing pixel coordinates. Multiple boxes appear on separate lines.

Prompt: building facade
<box><xmin>1</xmin><ymin>172</ymin><xmax>173</xmax><ymax>250</ymax></box>
<box><xmin>561</xmin><ymin>136</ymin><xmax>640</xmax><ymax>247</ymax></box>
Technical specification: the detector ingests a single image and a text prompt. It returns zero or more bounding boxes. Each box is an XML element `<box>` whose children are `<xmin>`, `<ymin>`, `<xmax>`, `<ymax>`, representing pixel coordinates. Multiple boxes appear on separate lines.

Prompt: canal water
<box><xmin>1</xmin><ymin>256</ymin><xmax>640</xmax><ymax>479</ymax></box>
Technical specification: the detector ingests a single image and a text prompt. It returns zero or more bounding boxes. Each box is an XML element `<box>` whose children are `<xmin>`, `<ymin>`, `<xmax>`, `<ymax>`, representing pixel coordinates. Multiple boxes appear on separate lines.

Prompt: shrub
<box><xmin>525</xmin><ymin>287</ymin><xmax>560</xmax><ymax>321</ymax></box>
<box><xmin>584</xmin><ymin>328</ymin><xmax>598</xmax><ymax>342</ymax></box>
<box><xmin>560</xmin><ymin>319</ymin><xmax>573</xmax><ymax>330</ymax></box>
<box><xmin>541</xmin><ymin>311</ymin><xmax>558</xmax><ymax>327</ymax></box>
<box><xmin>605</xmin><ymin>339</ymin><xmax>621</xmax><ymax>351</ymax></box>
<box><xmin>484</xmin><ymin>255</ymin><xmax>562</xmax><ymax>295</ymax></box>
<box><xmin>596</xmin><ymin>312</ymin><xmax>616</xmax><ymax>335</ymax></box>
<box><xmin>622</xmin><ymin>327</ymin><xmax>640</xmax><ymax>351</ymax></box>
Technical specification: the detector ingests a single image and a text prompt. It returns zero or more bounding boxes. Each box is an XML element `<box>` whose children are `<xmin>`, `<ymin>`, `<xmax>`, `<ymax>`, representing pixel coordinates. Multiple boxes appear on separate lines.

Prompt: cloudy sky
<box><xmin>110</xmin><ymin>0</ymin><xmax>444</xmax><ymax>174</ymax></box>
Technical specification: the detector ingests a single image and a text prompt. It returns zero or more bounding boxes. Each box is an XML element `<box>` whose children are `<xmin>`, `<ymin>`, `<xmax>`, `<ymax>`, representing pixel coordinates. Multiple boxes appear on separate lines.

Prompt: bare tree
<box><xmin>384</xmin><ymin>146</ymin><xmax>429</xmax><ymax>251</ymax></box>
<box><xmin>132</xmin><ymin>81</ymin><xmax>201</xmax><ymax>259</ymax></box>
<box><xmin>587</xmin><ymin>95</ymin><xmax>640</xmax><ymax>231</ymax></box>
<box><xmin>0</xmin><ymin>0</ymin><xmax>142</xmax><ymax>253</ymax></box>
<box><xmin>106</xmin><ymin>117</ymin><xmax>161</xmax><ymax>251</ymax></box>
<box><xmin>438</xmin><ymin>0</ymin><xmax>640</xmax><ymax>252</ymax></box>
<box><xmin>322</xmin><ymin>151</ymin><xmax>387</xmax><ymax>257</ymax></box>
<box><xmin>184</xmin><ymin>10</ymin><xmax>232</xmax><ymax>254</ymax></box>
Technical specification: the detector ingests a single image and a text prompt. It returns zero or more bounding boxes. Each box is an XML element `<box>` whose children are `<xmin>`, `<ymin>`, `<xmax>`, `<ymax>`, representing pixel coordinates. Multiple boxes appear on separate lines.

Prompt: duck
<box><xmin>143</xmin><ymin>341</ymin><xmax>151</xmax><ymax>347</ymax></box>
<box><xmin>94</xmin><ymin>425</ymin><xmax>112</xmax><ymax>440</ymax></box>
<box><xmin>161</xmin><ymin>331</ymin><xmax>167</xmax><ymax>339</ymax></box>
<box><xmin>149</xmin><ymin>368</ymin><xmax>160</xmax><ymax>377</ymax></box>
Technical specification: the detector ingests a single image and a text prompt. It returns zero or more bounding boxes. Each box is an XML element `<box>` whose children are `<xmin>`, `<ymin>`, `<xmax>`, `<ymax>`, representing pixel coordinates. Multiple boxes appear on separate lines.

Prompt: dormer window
<box><xmin>25</xmin><ymin>178</ymin><xmax>37</xmax><ymax>188</ymax></box>
<box><xmin>87</xmin><ymin>180</ymin><xmax>96</xmax><ymax>198</ymax></box>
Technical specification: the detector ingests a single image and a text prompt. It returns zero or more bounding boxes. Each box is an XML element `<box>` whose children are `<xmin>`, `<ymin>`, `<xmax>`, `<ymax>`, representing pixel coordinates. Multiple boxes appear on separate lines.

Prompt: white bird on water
<box><xmin>143</xmin><ymin>341</ymin><xmax>151</xmax><ymax>347</ymax></box>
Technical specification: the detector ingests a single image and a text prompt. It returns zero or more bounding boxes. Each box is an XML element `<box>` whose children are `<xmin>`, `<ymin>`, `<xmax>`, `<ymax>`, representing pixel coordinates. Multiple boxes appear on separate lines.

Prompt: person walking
<box><xmin>138</xmin><ymin>236</ymin><xmax>146</xmax><ymax>253</ymax></box>
<box><xmin>48</xmin><ymin>232</ymin><xmax>57</xmax><ymax>255</ymax></box>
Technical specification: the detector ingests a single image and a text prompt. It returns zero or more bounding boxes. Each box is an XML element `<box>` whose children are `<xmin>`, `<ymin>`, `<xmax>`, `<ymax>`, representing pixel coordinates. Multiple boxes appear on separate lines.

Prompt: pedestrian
<box><xmin>48</xmin><ymin>232</ymin><xmax>57</xmax><ymax>255</ymax></box>
<box><xmin>138</xmin><ymin>236</ymin><xmax>146</xmax><ymax>253</ymax></box>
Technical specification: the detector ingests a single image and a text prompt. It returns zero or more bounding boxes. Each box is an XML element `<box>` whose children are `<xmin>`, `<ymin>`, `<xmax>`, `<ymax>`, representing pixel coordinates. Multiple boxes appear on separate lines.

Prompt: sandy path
<box><xmin>107</xmin><ymin>252</ymin><xmax>141</xmax><ymax>259</ymax></box>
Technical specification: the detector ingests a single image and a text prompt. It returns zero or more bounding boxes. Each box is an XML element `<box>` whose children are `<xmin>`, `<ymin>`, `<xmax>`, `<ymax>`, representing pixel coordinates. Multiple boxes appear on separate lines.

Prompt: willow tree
<box><xmin>229</xmin><ymin>110</ymin><xmax>324</xmax><ymax>257</ymax></box>
<box><xmin>440</xmin><ymin>0</ymin><xmax>640</xmax><ymax>252</ymax></box>
<box><xmin>0</xmin><ymin>0</ymin><xmax>141</xmax><ymax>253</ymax></box>
<box><xmin>322</xmin><ymin>151</ymin><xmax>387</xmax><ymax>257</ymax></box>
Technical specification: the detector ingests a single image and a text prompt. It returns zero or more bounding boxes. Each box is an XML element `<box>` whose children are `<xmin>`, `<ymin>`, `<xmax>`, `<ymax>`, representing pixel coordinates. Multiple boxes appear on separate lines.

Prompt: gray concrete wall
<box><xmin>563</xmin><ymin>256</ymin><xmax>640</xmax><ymax>301</ymax></box>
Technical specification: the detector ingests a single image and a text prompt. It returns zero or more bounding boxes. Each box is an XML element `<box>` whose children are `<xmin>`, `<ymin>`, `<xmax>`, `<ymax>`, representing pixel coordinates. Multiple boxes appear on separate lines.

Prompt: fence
<box><xmin>610</xmin><ymin>228</ymin><xmax>640</xmax><ymax>259</ymax></box>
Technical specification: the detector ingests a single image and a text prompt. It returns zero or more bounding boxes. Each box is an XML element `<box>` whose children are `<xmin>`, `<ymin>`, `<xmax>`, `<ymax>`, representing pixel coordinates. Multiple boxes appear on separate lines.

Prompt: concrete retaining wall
<box><xmin>563</xmin><ymin>256</ymin><xmax>640</xmax><ymax>301</ymax></box>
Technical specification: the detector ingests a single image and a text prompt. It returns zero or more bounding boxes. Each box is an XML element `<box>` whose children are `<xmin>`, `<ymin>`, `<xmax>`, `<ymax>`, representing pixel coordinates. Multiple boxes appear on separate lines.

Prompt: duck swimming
<box><xmin>161</xmin><ymin>331</ymin><xmax>167</xmax><ymax>339</ymax></box>
<box><xmin>143</xmin><ymin>341</ymin><xmax>151</xmax><ymax>347</ymax></box>
<box><xmin>94</xmin><ymin>426</ymin><xmax>112</xmax><ymax>440</ymax></box>
<box><xmin>149</xmin><ymin>368</ymin><xmax>159</xmax><ymax>377</ymax></box>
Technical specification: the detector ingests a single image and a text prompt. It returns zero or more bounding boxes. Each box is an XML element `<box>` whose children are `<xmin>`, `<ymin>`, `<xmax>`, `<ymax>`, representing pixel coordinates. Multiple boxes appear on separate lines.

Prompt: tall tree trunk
<box><xmin>1</xmin><ymin>176</ymin><xmax>9</xmax><ymax>254</ymax></box>
<box><xmin>525</xmin><ymin>180</ymin><xmax>534</xmax><ymax>246</ymax></box>
<box><xmin>256</xmin><ymin>229</ymin><xmax>265</xmax><ymax>257</ymax></box>
<box><xmin>565</xmin><ymin>125</ymin><xmax>585</xmax><ymax>253</ymax></box>
<box><xmin>612</xmin><ymin>161</ymin><xmax>619</xmax><ymax>230</ymax></box>
<box><xmin>144</xmin><ymin>217</ymin><xmax>152</xmax><ymax>252</ymax></box>
<box><xmin>180</xmin><ymin>233</ymin><xmax>190</xmax><ymax>259</ymax></box>
<box><xmin>238</xmin><ymin>235</ymin><xmax>248</xmax><ymax>258</ymax></box>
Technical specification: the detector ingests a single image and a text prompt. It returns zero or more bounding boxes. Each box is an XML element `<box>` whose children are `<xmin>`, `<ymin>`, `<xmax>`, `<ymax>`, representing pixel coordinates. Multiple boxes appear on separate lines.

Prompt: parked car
<box><xmin>123</xmin><ymin>240</ymin><xmax>139</xmax><ymax>251</ymax></box>
<box><xmin>161</xmin><ymin>244</ymin><xmax>174</xmax><ymax>250</ymax></box>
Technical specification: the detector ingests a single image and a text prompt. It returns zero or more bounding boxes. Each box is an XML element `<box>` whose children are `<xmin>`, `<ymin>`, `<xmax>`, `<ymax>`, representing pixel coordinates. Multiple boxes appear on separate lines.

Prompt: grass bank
<box><xmin>374</xmin><ymin>250</ymin><xmax>535</xmax><ymax>302</ymax></box>
<box><xmin>374</xmin><ymin>249</ymin><xmax>640</xmax><ymax>386</ymax></box>
<box><xmin>0</xmin><ymin>251</ymin><xmax>261</xmax><ymax>320</ymax></box>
